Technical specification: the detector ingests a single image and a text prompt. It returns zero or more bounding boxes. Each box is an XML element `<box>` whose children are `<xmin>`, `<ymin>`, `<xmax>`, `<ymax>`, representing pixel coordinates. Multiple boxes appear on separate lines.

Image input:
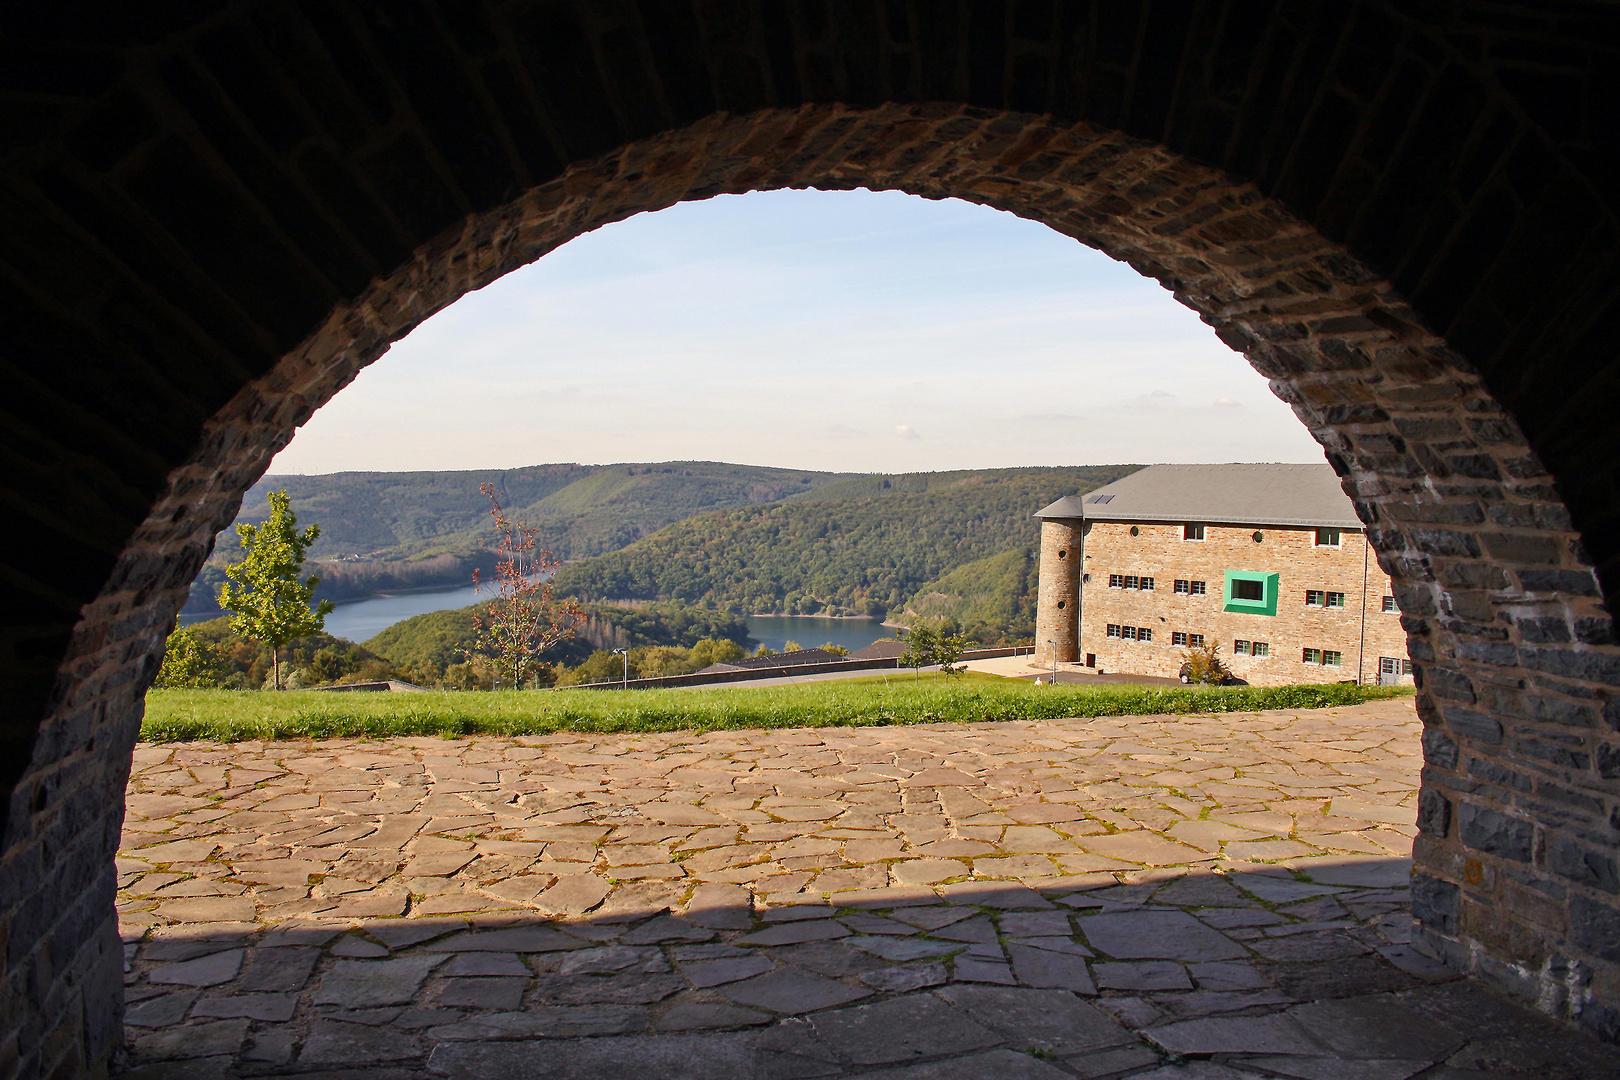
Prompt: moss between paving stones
<box><xmin>141</xmin><ymin>681</ymin><xmax>1409</xmax><ymax>743</ymax></box>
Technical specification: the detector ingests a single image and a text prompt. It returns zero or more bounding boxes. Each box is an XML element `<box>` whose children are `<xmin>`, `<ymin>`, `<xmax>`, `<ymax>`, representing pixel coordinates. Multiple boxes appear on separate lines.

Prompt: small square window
<box><xmin>1109</xmin><ymin>574</ymin><xmax>1124</xmax><ymax>589</ymax></box>
<box><xmin>1138</xmin><ymin>628</ymin><xmax>1152</xmax><ymax>642</ymax></box>
<box><xmin>1315</xmin><ymin>528</ymin><xmax>1342</xmax><ymax>547</ymax></box>
<box><xmin>1187</xmin><ymin>633</ymin><xmax>1204</xmax><ymax>647</ymax></box>
<box><xmin>1305</xmin><ymin>589</ymin><xmax>1325</xmax><ymax>606</ymax></box>
<box><xmin>1174</xmin><ymin>579</ymin><xmax>1190</xmax><ymax>594</ymax></box>
<box><xmin>1323</xmin><ymin>650</ymin><xmax>1342</xmax><ymax>666</ymax></box>
<box><xmin>1123</xmin><ymin>575</ymin><xmax>1139</xmax><ymax>590</ymax></box>
<box><xmin>1184</xmin><ymin>524</ymin><xmax>1205</xmax><ymax>541</ymax></box>
<box><xmin>1189</xmin><ymin>580</ymin><xmax>1206</xmax><ymax>595</ymax></box>
<box><xmin>1233</xmin><ymin>639</ymin><xmax>1250</xmax><ymax>655</ymax></box>
<box><xmin>1382</xmin><ymin>595</ymin><xmax>1398</xmax><ymax>612</ymax></box>
<box><xmin>1140</xmin><ymin>577</ymin><xmax>1155</xmax><ymax>591</ymax></box>
<box><xmin>1302</xmin><ymin>647</ymin><xmax>1322</xmax><ymax>664</ymax></box>
<box><xmin>1121</xmin><ymin>626</ymin><xmax>1137</xmax><ymax>640</ymax></box>
<box><xmin>1234</xmin><ymin>579</ymin><xmax>1265</xmax><ymax>601</ymax></box>
<box><xmin>1106</xmin><ymin>623</ymin><xmax>1121</xmax><ymax>639</ymax></box>
<box><xmin>1326</xmin><ymin>592</ymin><xmax>1345</xmax><ymax>607</ymax></box>
<box><xmin>1252</xmin><ymin>641</ymin><xmax>1270</xmax><ymax>657</ymax></box>
<box><xmin>1172</xmin><ymin>631</ymin><xmax>1188</xmax><ymax>646</ymax></box>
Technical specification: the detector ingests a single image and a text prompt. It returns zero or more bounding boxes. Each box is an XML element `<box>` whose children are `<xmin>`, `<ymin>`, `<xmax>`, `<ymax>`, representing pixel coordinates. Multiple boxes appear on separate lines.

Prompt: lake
<box><xmin>314</xmin><ymin>586</ymin><xmax>892</xmax><ymax>653</ymax></box>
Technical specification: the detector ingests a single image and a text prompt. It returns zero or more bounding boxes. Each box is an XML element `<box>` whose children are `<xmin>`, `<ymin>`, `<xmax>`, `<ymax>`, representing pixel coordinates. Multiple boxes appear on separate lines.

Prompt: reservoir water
<box><xmin>310</xmin><ymin>586</ymin><xmax>892</xmax><ymax>653</ymax></box>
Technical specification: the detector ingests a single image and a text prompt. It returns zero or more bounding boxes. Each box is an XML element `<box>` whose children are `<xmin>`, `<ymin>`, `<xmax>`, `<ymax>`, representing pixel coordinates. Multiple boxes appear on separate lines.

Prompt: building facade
<box><xmin>1035</xmin><ymin>465</ymin><xmax>1412</xmax><ymax>687</ymax></box>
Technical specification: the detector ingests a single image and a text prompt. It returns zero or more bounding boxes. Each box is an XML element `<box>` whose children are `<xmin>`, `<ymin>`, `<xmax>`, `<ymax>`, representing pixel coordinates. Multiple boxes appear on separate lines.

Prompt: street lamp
<box><xmin>613</xmin><ymin>648</ymin><xmax>629</xmax><ymax>689</ymax></box>
<box><xmin>1046</xmin><ymin>640</ymin><xmax>1058</xmax><ymax>685</ymax></box>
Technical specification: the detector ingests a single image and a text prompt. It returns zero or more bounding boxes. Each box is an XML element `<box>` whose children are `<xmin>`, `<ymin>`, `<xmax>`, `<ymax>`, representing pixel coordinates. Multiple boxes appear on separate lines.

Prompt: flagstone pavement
<box><xmin>116</xmin><ymin>698</ymin><xmax>1619</xmax><ymax>1078</ymax></box>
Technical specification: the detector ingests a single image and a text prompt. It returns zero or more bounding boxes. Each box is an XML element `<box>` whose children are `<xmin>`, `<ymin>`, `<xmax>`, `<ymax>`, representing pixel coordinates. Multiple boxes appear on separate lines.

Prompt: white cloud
<box><xmin>895</xmin><ymin>424</ymin><xmax>921</xmax><ymax>440</ymax></box>
<box><xmin>1214</xmin><ymin>397</ymin><xmax>1242</xmax><ymax>407</ymax></box>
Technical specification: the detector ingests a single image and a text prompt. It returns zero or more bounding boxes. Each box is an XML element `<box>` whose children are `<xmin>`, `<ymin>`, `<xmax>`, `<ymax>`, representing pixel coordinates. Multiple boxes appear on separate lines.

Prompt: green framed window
<box><xmin>1223</xmin><ymin>570</ymin><xmax>1280</xmax><ymax>616</ymax></box>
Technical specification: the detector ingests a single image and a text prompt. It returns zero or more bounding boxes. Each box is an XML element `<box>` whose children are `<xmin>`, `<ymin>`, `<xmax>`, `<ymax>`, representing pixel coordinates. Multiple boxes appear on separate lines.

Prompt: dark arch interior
<box><xmin>4</xmin><ymin>5</ymin><xmax>1620</xmax><ymax>1074</ymax></box>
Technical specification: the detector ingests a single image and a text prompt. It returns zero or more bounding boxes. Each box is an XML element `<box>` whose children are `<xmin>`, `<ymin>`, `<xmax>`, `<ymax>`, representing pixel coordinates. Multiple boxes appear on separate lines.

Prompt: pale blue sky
<box><xmin>269</xmin><ymin>188</ymin><xmax>1324</xmax><ymax>475</ymax></box>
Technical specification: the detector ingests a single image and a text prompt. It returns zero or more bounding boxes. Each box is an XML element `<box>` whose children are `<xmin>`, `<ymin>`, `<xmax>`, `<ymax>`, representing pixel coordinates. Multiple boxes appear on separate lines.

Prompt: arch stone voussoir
<box><xmin>5</xmin><ymin>99</ymin><xmax>1620</xmax><ymax>1074</ymax></box>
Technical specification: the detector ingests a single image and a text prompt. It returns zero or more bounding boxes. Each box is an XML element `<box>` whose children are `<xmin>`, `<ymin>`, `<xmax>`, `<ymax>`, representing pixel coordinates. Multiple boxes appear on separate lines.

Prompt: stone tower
<box><xmin>1034</xmin><ymin>497</ymin><xmax>1087</xmax><ymax>667</ymax></box>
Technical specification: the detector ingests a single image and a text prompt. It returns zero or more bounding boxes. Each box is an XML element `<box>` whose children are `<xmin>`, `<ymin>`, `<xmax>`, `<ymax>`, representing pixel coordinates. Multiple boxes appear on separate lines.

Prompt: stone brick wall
<box><xmin>1</xmin><ymin>5</ymin><xmax>1619</xmax><ymax>1073</ymax></box>
<box><xmin>1077</xmin><ymin>521</ymin><xmax>1411</xmax><ymax>687</ymax></box>
<box><xmin>1034</xmin><ymin>520</ymin><xmax>1083</xmax><ymax>667</ymax></box>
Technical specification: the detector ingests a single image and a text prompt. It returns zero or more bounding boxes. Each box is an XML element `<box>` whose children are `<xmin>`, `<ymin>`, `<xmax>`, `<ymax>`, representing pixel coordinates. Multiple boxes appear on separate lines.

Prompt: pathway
<box><xmin>115</xmin><ymin>698</ymin><xmax>1618</xmax><ymax>1077</ymax></box>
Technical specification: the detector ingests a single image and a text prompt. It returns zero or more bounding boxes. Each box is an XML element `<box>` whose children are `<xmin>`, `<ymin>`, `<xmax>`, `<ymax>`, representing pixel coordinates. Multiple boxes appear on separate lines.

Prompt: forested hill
<box><xmin>229</xmin><ymin>461</ymin><xmax>860</xmax><ymax>562</ymax></box>
<box><xmin>553</xmin><ymin>465</ymin><xmax>1140</xmax><ymax>616</ymax></box>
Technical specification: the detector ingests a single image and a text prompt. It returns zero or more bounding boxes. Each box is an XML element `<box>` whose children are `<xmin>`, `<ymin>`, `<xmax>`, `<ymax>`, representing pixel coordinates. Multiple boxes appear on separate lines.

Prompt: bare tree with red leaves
<box><xmin>466</xmin><ymin>482</ymin><xmax>585</xmax><ymax>688</ymax></box>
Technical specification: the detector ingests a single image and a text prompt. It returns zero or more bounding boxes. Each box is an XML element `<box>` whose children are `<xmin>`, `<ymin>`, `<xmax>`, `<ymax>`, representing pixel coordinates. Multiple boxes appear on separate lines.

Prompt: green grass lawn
<box><xmin>142</xmin><ymin>678</ymin><xmax>1411</xmax><ymax>743</ymax></box>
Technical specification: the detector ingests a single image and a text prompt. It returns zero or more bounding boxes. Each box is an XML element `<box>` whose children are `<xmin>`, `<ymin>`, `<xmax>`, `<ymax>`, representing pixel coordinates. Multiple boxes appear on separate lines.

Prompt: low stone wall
<box><xmin>563</xmin><ymin>648</ymin><xmax>1033</xmax><ymax>691</ymax></box>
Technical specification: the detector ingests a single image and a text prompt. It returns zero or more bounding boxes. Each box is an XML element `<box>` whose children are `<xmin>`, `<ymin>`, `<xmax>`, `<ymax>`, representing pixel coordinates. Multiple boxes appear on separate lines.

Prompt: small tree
<box><xmin>466</xmin><ymin>483</ymin><xmax>585</xmax><ymax>689</ymax></box>
<box><xmin>933</xmin><ymin>628</ymin><xmax>975</xmax><ymax>677</ymax></box>
<box><xmin>217</xmin><ymin>490</ymin><xmax>334</xmax><ymax>691</ymax></box>
<box><xmin>154</xmin><ymin>627</ymin><xmax>223</xmax><ymax>689</ymax></box>
<box><xmin>898</xmin><ymin>622</ymin><xmax>938</xmax><ymax>679</ymax></box>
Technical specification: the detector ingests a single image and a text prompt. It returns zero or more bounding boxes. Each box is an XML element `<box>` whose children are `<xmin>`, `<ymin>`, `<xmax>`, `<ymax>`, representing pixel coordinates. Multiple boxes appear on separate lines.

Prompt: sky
<box><xmin>268</xmin><ymin>188</ymin><xmax>1324</xmax><ymax>475</ymax></box>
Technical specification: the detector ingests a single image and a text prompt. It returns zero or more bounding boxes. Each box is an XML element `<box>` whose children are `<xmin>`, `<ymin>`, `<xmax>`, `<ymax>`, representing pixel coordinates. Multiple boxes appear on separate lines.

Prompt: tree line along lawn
<box><xmin>141</xmin><ymin>677</ymin><xmax>1411</xmax><ymax>743</ymax></box>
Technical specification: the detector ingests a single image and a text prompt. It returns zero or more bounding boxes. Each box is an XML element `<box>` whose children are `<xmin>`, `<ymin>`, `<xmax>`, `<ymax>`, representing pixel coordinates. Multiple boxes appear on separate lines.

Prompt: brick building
<box><xmin>1035</xmin><ymin>465</ymin><xmax>1411</xmax><ymax>688</ymax></box>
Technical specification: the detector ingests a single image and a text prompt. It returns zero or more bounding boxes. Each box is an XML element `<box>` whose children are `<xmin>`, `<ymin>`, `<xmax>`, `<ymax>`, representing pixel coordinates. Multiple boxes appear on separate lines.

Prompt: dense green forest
<box><xmin>894</xmin><ymin>547</ymin><xmax>1039</xmax><ymax>646</ymax></box>
<box><xmin>554</xmin><ymin>465</ymin><xmax>1136</xmax><ymax>616</ymax></box>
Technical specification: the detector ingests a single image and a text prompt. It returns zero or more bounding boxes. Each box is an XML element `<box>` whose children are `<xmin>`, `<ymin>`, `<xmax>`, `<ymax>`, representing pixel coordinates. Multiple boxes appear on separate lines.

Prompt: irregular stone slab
<box><xmin>190</xmin><ymin>993</ymin><xmax>297</xmax><ymax>1021</ymax></box>
<box><xmin>1147</xmin><ymin>1014</ymin><xmax>1326</xmax><ymax>1056</ymax></box>
<box><xmin>125</xmin><ymin>992</ymin><xmax>196</xmax><ymax>1028</ymax></box>
<box><xmin>1007</xmin><ymin>944</ymin><xmax>1096</xmax><ymax>993</ymax></box>
<box><xmin>557</xmin><ymin>945</ymin><xmax>670</xmax><ymax>975</ymax></box>
<box><xmin>1153</xmin><ymin>874</ymin><xmax>1255</xmax><ymax>908</ymax></box>
<box><xmin>931</xmin><ymin>916</ymin><xmax>997</xmax><ymax>944</ymax></box>
<box><xmin>149</xmin><ymin>949</ymin><xmax>243</xmax><ymax>987</ymax></box>
<box><xmin>1080</xmin><ymin>911</ymin><xmax>1246</xmax><ymax>961</ymax></box>
<box><xmin>891</xmin><ymin>859</ymin><xmax>968</xmax><ymax>885</ymax></box>
<box><xmin>437</xmin><ymin>977</ymin><xmax>527</xmax><ymax>1010</ymax></box>
<box><xmin>736</xmin><ymin>921</ymin><xmax>849</xmax><ymax>947</ymax></box>
<box><xmin>299</xmin><ymin>1019</ymin><xmax>422</xmax><ymax>1065</ymax></box>
<box><xmin>1248</xmin><ymin>931</ymin><xmax>1370</xmax><ymax>963</ymax></box>
<box><xmin>131</xmin><ymin>1019</ymin><xmax>249</xmax><ymax>1062</ymax></box>
<box><xmin>839</xmin><ymin>914</ymin><xmax>920</xmax><ymax>936</ymax></box>
<box><xmin>857</xmin><ymin>1048</ymin><xmax>1074</xmax><ymax>1079</ymax></box>
<box><xmin>893</xmin><ymin>906</ymin><xmax>977</xmax><ymax>931</ymax></box>
<box><xmin>428</xmin><ymin>1005</ymin><xmax>648</xmax><ymax>1040</ymax></box>
<box><xmin>1226</xmin><ymin>872</ymin><xmax>1344</xmax><ymax>904</ymax></box>
<box><xmin>1188</xmin><ymin>961</ymin><xmax>1272</xmax><ymax>991</ymax></box>
<box><xmin>860</xmin><ymin>963</ymin><xmax>948</xmax><ymax>993</ymax></box>
<box><xmin>312</xmin><ymin>955</ymin><xmax>445</xmax><ymax>1007</ymax></box>
<box><xmin>424</xmin><ymin>927</ymin><xmax>587</xmax><ymax>952</ymax></box>
<box><xmin>622</xmin><ymin>916</ymin><xmax>716</xmax><ymax>944</ymax></box>
<box><xmin>152</xmin><ymin>897</ymin><xmax>256</xmax><ymax>923</ymax></box>
<box><xmin>645</xmin><ymin>804</ymin><xmax>729</xmax><ymax>826</ymax></box>
<box><xmin>767</xmin><ymin>942</ymin><xmax>874</xmax><ymax>978</ymax></box>
<box><xmin>428</xmin><ymin>1033</ymin><xmax>765</xmax><ymax>1080</ymax></box>
<box><xmin>999</xmin><ymin>912</ymin><xmax>1073</xmax><ymax>937</ymax></box>
<box><xmin>846</xmin><ymin>936</ymin><xmax>962</xmax><ymax>961</ymax></box>
<box><xmin>133</xmin><ymin>840</ymin><xmax>219</xmax><ymax>863</ymax></box>
<box><xmin>936</xmin><ymin>882</ymin><xmax>1055</xmax><ymax>909</ymax></box>
<box><xmin>934</xmin><ymin>984</ymin><xmax>1136</xmax><ymax>1054</ymax></box>
<box><xmin>680</xmin><ymin>953</ymin><xmax>774</xmax><ymax>988</ymax></box>
<box><xmin>722</xmin><ymin>968</ymin><xmax>872</xmax><ymax>1013</ymax></box>
<box><xmin>330</xmin><ymin>933</ymin><xmax>389</xmax><ymax>958</ymax></box>
<box><xmin>1286</xmin><ymin>997</ymin><xmax>1466</xmax><ymax>1061</ymax></box>
<box><xmin>237</xmin><ymin>947</ymin><xmax>319</xmax><ymax>993</ymax></box>
<box><xmin>951</xmin><ymin>957</ymin><xmax>1016</xmax><ymax>984</ymax></box>
<box><xmin>684</xmin><ymin>882</ymin><xmax>754</xmax><ymax>929</ymax></box>
<box><xmin>811</xmin><ymin>995</ymin><xmax>1001</xmax><ymax>1065</ymax></box>
<box><xmin>531</xmin><ymin>972</ymin><xmax>686</xmax><ymax>1005</ymax></box>
<box><xmin>442</xmin><ymin>952</ymin><xmax>530</xmax><ymax>977</ymax></box>
<box><xmin>1225</xmin><ymin>839</ymin><xmax>1318</xmax><ymax>861</ymax></box>
<box><xmin>658</xmin><ymin>1003</ymin><xmax>773</xmax><ymax>1031</ymax></box>
<box><xmin>833</xmin><ymin>886</ymin><xmax>940</xmax><ymax>909</ymax></box>
<box><xmin>1293</xmin><ymin>857</ymin><xmax>1413</xmax><ymax>889</ymax></box>
<box><xmin>1094</xmin><ymin>961</ymin><xmax>1193</xmax><ymax>991</ymax></box>
<box><xmin>1079</xmin><ymin>833</ymin><xmax>1213</xmax><ymax>866</ymax></box>
<box><xmin>1233</xmin><ymin>1057</ymin><xmax>1429</xmax><ymax>1080</ymax></box>
<box><xmin>534</xmin><ymin>874</ymin><xmax>610</xmax><ymax>915</ymax></box>
<box><xmin>1007</xmin><ymin>936</ymin><xmax>1092</xmax><ymax>957</ymax></box>
<box><xmin>364</xmin><ymin>919</ymin><xmax>467</xmax><ymax>949</ymax></box>
<box><xmin>901</xmin><ymin>768</ymin><xmax>983</xmax><ymax>788</ymax></box>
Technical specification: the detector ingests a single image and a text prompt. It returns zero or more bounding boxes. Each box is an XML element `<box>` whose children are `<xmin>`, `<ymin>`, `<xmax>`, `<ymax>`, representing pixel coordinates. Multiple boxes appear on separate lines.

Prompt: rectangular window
<box><xmin>1106</xmin><ymin>624</ymin><xmax>1121</xmax><ymax>639</ymax></box>
<box><xmin>1302</xmin><ymin>647</ymin><xmax>1322</xmax><ymax>664</ymax></box>
<box><xmin>1233</xmin><ymin>639</ymin><xmax>1250</xmax><ymax>655</ymax></box>
<box><xmin>1323</xmin><ymin>650</ymin><xmax>1342</xmax><ymax>666</ymax></box>
<box><xmin>1109</xmin><ymin>574</ymin><xmax>1124</xmax><ymax>589</ymax></box>
<box><xmin>1382</xmin><ymin>595</ymin><xmax>1398</xmax><ymax>612</ymax></box>
<box><xmin>1120</xmin><ymin>626</ymin><xmax>1137</xmax><ymax>640</ymax></box>
<box><xmin>1379</xmin><ymin>656</ymin><xmax>1413</xmax><ymax>675</ymax></box>
<box><xmin>1188</xmin><ymin>633</ymin><xmax>1204</xmax><ymax>647</ymax></box>
<box><xmin>1184</xmin><ymin>524</ymin><xmax>1205</xmax><ymax>541</ymax></box>
<box><xmin>1305</xmin><ymin>589</ymin><xmax>1325</xmax><ymax>606</ymax></box>
<box><xmin>1123</xmin><ymin>575</ymin><xmax>1139</xmax><ymax>590</ymax></box>
<box><xmin>1138</xmin><ymin>628</ymin><xmax>1152</xmax><ymax>642</ymax></box>
<box><xmin>1174</xmin><ymin>579</ymin><xmax>1190</xmax><ymax>594</ymax></box>
<box><xmin>1315</xmin><ymin>528</ymin><xmax>1342</xmax><ymax>547</ymax></box>
<box><xmin>1235</xmin><ymin>579</ymin><xmax>1265</xmax><ymax>601</ymax></box>
<box><xmin>1189</xmin><ymin>580</ymin><xmax>1206</xmax><ymax>595</ymax></box>
<box><xmin>1224</xmin><ymin>571</ymin><xmax>1279</xmax><ymax>615</ymax></box>
<box><xmin>1252</xmin><ymin>641</ymin><xmax>1270</xmax><ymax>657</ymax></box>
<box><xmin>1326</xmin><ymin>592</ymin><xmax>1345</xmax><ymax>607</ymax></box>
<box><xmin>1140</xmin><ymin>577</ymin><xmax>1155</xmax><ymax>591</ymax></box>
<box><xmin>1172</xmin><ymin>631</ymin><xmax>1188</xmax><ymax>646</ymax></box>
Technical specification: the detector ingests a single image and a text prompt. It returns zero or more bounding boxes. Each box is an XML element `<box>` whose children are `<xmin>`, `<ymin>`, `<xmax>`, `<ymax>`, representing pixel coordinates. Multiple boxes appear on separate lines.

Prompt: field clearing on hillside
<box><xmin>142</xmin><ymin>681</ymin><xmax>1409</xmax><ymax>743</ymax></box>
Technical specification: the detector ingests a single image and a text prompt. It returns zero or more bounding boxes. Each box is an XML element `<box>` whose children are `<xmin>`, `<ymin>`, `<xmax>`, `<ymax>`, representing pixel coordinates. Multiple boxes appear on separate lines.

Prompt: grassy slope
<box><xmin>142</xmin><ymin>681</ymin><xmax>1407</xmax><ymax>742</ymax></box>
<box><xmin>897</xmin><ymin>547</ymin><xmax>1036</xmax><ymax>632</ymax></box>
<box><xmin>553</xmin><ymin>465</ymin><xmax>1138</xmax><ymax>615</ymax></box>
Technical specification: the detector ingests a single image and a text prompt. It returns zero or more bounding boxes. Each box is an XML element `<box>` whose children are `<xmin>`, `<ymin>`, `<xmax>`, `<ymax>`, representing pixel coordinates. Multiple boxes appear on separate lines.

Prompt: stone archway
<box><xmin>13</xmin><ymin>103</ymin><xmax>1614</xmax><ymax>1075</ymax></box>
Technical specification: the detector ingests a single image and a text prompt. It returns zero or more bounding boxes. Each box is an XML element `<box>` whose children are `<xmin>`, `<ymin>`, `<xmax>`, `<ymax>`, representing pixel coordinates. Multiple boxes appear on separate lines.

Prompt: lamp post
<box><xmin>613</xmin><ymin>648</ymin><xmax>629</xmax><ymax>689</ymax></box>
<box><xmin>1047</xmin><ymin>640</ymin><xmax>1058</xmax><ymax>685</ymax></box>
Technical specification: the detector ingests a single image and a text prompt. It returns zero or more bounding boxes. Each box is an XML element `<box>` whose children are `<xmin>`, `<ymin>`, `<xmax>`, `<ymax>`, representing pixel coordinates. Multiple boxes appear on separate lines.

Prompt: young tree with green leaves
<box><xmin>898</xmin><ymin>622</ymin><xmax>938</xmax><ymax>680</ymax></box>
<box><xmin>217</xmin><ymin>490</ymin><xmax>334</xmax><ymax>690</ymax></box>
<box><xmin>153</xmin><ymin>626</ymin><xmax>223</xmax><ymax>688</ymax></box>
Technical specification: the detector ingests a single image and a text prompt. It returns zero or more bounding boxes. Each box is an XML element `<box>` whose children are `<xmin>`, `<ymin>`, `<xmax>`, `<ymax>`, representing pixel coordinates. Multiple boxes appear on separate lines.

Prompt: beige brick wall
<box><xmin>1075</xmin><ymin>520</ymin><xmax>1411</xmax><ymax>687</ymax></box>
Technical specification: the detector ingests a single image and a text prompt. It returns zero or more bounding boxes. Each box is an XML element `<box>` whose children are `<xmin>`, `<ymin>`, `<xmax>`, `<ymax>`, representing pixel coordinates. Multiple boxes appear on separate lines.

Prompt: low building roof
<box><xmin>1035</xmin><ymin>463</ymin><xmax>1361</xmax><ymax>529</ymax></box>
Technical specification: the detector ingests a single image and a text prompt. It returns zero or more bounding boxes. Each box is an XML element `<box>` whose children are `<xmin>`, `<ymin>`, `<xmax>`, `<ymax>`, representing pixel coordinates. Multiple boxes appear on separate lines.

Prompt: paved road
<box><xmin>116</xmin><ymin>699</ymin><xmax>1618</xmax><ymax>1077</ymax></box>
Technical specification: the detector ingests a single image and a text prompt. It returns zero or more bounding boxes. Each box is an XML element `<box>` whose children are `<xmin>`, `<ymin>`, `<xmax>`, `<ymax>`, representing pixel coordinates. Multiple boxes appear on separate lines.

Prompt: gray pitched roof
<box><xmin>1036</xmin><ymin>463</ymin><xmax>1361</xmax><ymax>529</ymax></box>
